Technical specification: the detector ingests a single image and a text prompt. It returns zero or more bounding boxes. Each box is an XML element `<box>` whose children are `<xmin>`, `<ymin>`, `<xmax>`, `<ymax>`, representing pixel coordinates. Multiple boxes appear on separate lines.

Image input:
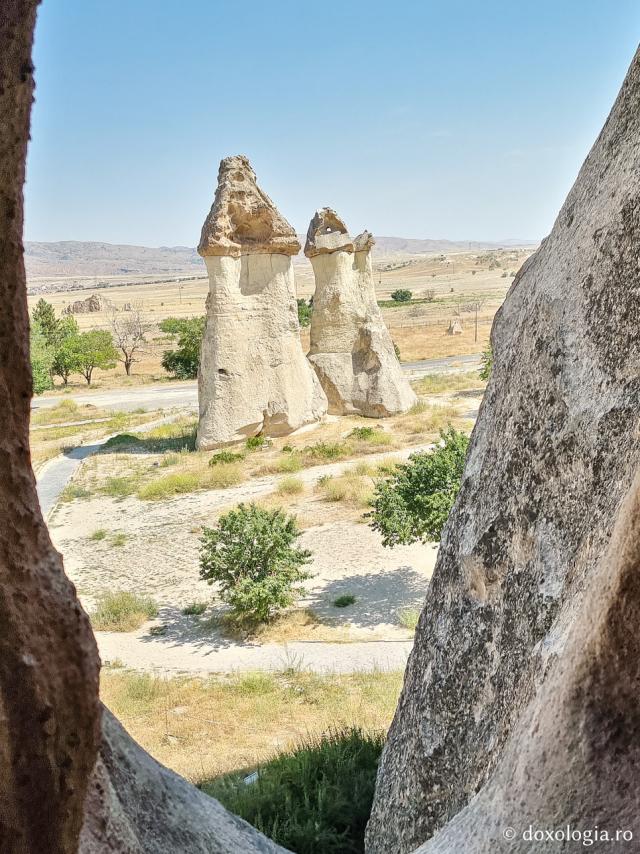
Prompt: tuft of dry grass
<box><xmin>90</xmin><ymin>591</ymin><xmax>158</xmax><ymax>632</ymax></box>
<box><xmin>318</xmin><ymin>470</ymin><xmax>376</xmax><ymax>508</ymax></box>
<box><xmin>413</xmin><ymin>371</ymin><xmax>486</xmax><ymax>396</ymax></box>
<box><xmin>100</xmin><ymin>667</ymin><xmax>404</xmax><ymax>783</ymax></box>
<box><xmin>276</xmin><ymin>476</ymin><xmax>305</xmax><ymax>496</ymax></box>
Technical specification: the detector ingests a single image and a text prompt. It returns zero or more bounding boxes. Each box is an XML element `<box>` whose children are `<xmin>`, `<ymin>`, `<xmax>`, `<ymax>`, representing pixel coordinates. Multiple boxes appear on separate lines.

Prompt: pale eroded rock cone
<box><xmin>305</xmin><ymin>208</ymin><xmax>416</xmax><ymax>417</ymax></box>
<box><xmin>366</xmin><ymin>44</ymin><xmax>640</xmax><ymax>854</ymax></box>
<box><xmin>196</xmin><ymin>156</ymin><xmax>327</xmax><ymax>449</ymax></box>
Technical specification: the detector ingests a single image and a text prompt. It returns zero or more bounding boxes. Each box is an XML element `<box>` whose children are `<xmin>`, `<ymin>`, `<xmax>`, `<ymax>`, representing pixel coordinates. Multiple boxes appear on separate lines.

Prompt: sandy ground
<box><xmin>48</xmin><ymin>444</ymin><xmax>439</xmax><ymax>673</ymax></box>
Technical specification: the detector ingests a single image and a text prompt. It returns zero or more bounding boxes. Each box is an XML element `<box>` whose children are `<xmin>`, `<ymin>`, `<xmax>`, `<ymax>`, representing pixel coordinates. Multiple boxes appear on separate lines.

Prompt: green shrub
<box><xmin>479</xmin><ymin>342</ymin><xmax>493</xmax><ymax>381</ymax></box>
<box><xmin>246</xmin><ymin>435</ymin><xmax>272</xmax><ymax>451</ymax></box>
<box><xmin>369</xmin><ymin>427</ymin><xmax>469</xmax><ymax>545</ymax></box>
<box><xmin>103</xmin><ymin>433</ymin><xmax>142</xmax><ymax>448</ymax></box>
<box><xmin>89</xmin><ymin>528</ymin><xmax>107</xmax><ymax>541</ymax></box>
<box><xmin>199</xmin><ymin>503</ymin><xmax>312</xmax><ymax>623</ymax></box>
<box><xmin>90</xmin><ymin>591</ymin><xmax>158</xmax><ymax>631</ymax></box>
<box><xmin>209</xmin><ymin>450</ymin><xmax>245</xmax><ymax>466</ymax></box>
<box><xmin>303</xmin><ymin>441</ymin><xmax>348</xmax><ymax>461</ymax></box>
<box><xmin>161</xmin><ymin>316</ymin><xmax>205</xmax><ymax>379</ymax></box>
<box><xmin>297</xmin><ymin>298</ymin><xmax>313</xmax><ymax>327</ymax></box>
<box><xmin>110</xmin><ymin>532</ymin><xmax>127</xmax><ymax>547</ymax></box>
<box><xmin>390</xmin><ymin>288</ymin><xmax>412</xmax><ymax>303</ymax></box>
<box><xmin>333</xmin><ymin>594</ymin><xmax>356</xmax><ymax>608</ymax></box>
<box><xmin>348</xmin><ymin>426</ymin><xmax>376</xmax><ymax>441</ymax></box>
<box><xmin>202</xmin><ymin>727</ymin><xmax>384</xmax><ymax>854</ymax></box>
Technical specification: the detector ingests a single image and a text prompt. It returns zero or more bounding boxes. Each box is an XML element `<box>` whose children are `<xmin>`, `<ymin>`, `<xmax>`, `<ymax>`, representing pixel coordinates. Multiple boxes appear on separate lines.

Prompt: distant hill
<box><xmin>25</xmin><ymin>237</ymin><xmax>537</xmax><ymax>281</ymax></box>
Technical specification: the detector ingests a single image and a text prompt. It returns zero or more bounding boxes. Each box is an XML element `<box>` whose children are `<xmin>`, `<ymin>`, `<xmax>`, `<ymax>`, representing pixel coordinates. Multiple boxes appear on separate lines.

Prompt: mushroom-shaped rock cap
<box><xmin>198</xmin><ymin>155</ymin><xmax>301</xmax><ymax>257</ymax></box>
<box><xmin>353</xmin><ymin>230</ymin><xmax>375</xmax><ymax>253</ymax></box>
<box><xmin>304</xmin><ymin>208</ymin><xmax>355</xmax><ymax>257</ymax></box>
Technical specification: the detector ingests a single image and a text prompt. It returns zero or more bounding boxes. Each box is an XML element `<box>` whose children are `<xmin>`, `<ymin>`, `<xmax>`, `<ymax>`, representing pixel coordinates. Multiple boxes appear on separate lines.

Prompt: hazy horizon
<box><xmin>24</xmin><ymin>1</ymin><xmax>640</xmax><ymax>246</ymax></box>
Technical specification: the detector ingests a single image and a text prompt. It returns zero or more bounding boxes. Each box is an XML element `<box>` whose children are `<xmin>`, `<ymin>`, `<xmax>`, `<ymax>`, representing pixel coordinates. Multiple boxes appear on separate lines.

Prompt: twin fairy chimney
<box><xmin>196</xmin><ymin>156</ymin><xmax>327</xmax><ymax>449</ymax></box>
<box><xmin>196</xmin><ymin>156</ymin><xmax>414</xmax><ymax>448</ymax></box>
<box><xmin>305</xmin><ymin>208</ymin><xmax>416</xmax><ymax>416</ymax></box>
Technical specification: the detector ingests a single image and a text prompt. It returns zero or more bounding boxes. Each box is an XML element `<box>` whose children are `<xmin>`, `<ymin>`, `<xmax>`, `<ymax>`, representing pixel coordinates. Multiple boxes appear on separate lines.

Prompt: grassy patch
<box><xmin>302</xmin><ymin>441</ymin><xmax>350</xmax><ymax>461</ymax></box>
<box><xmin>413</xmin><ymin>371</ymin><xmax>486</xmax><ymax>395</ymax></box>
<box><xmin>90</xmin><ymin>591</ymin><xmax>158</xmax><ymax>632</ymax></box>
<box><xmin>276</xmin><ymin>476</ymin><xmax>305</xmax><ymax>496</ymax></box>
<box><xmin>203</xmin><ymin>727</ymin><xmax>384</xmax><ymax>854</ymax></box>
<box><xmin>398</xmin><ymin>608</ymin><xmax>420</xmax><ymax>631</ymax></box>
<box><xmin>60</xmin><ymin>483</ymin><xmax>92</xmax><ymax>502</ymax></box>
<box><xmin>182</xmin><ymin>601</ymin><xmax>208</xmax><ymax>616</ymax></box>
<box><xmin>89</xmin><ymin>528</ymin><xmax>107</xmax><ymax>541</ymax></box>
<box><xmin>107</xmin><ymin>418</ymin><xmax>197</xmax><ymax>454</ymax></box>
<box><xmin>103</xmin><ymin>432</ymin><xmax>142</xmax><ymax>449</ymax></box>
<box><xmin>319</xmin><ymin>471</ymin><xmax>375</xmax><ymax>508</ymax></box>
<box><xmin>209</xmin><ymin>450</ymin><xmax>245</xmax><ymax>466</ymax></box>
<box><xmin>137</xmin><ymin>461</ymin><xmax>244</xmax><ymax>500</ymax></box>
<box><xmin>275</xmin><ymin>453</ymin><xmax>303</xmax><ymax>473</ymax></box>
<box><xmin>246</xmin><ymin>435</ymin><xmax>272</xmax><ymax>451</ymax></box>
<box><xmin>100</xmin><ymin>668</ymin><xmax>402</xmax><ymax>785</ymax></box>
<box><xmin>110</xmin><ymin>532</ymin><xmax>127</xmax><ymax>547</ymax></box>
<box><xmin>101</xmin><ymin>475</ymin><xmax>140</xmax><ymax>498</ymax></box>
<box><xmin>333</xmin><ymin>594</ymin><xmax>356</xmax><ymax>608</ymax></box>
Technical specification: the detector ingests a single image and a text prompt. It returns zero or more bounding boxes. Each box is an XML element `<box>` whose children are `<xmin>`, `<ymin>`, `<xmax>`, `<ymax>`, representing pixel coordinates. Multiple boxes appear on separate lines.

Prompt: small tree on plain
<box><xmin>390</xmin><ymin>289</ymin><xmax>412</xmax><ymax>303</ymax></box>
<box><xmin>199</xmin><ymin>503</ymin><xmax>312</xmax><ymax>623</ymax></box>
<box><xmin>106</xmin><ymin>301</ymin><xmax>149</xmax><ymax>375</ymax></box>
<box><xmin>72</xmin><ymin>330</ymin><xmax>118</xmax><ymax>385</ymax></box>
<box><xmin>31</xmin><ymin>298</ymin><xmax>58</xmax><ymax>341</ymax></box>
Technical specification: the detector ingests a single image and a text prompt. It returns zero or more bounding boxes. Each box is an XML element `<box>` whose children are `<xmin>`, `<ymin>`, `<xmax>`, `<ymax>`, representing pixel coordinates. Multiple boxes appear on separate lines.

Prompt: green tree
<box><xmin>161</xmin><ymin>316</ymin><xmax>205</xmax><ymax>379</ymax></box>
<box><xmin>72</xmin><ymin>330</ymin><xmax>118</xmax><ymax>385</ymax></box>
<box><xmin>390</xmin><ymin>289</ymin><xmax>412</xmax><ymax>303</ymax></box>
<box><xmin>297</xmin><ymin>298</ymin><xmax>313</xmax><ymax>328</ymax></box>
<box><xmin>30</xmin><ymin>323</ymin><xmax>54</xmax><ymax>394</ymax></box>
<box><xmin>369</xmin><ymin>427</ymin><xmax>470</xmax><ymax>545</ymax></box>
<box><xmin>479</xmin><ymin>342</ymin><xmax>493</xmax><ymax>380</ymax></box>
<box><xmin>199</xmin><ymin>503</ymin><xmax>312</xmax><ymax>623</ymax></box>
<box><xmin>31</xmin><ymin>298</ymin><xmax>58</xmax><ymax>342</ymax></box>
<box><xmin>51</xmin><ymin>316</ymin><xmax>81</xmax><ymax>384</ymax></box>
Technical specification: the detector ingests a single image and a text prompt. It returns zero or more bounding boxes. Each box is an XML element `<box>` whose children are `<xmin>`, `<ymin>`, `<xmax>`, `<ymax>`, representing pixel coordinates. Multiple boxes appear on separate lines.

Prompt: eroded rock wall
<box><xmin>306</xmin><ymin>209</ymin><xmax>416</xmax><ymax>417</ymax></box>
<box><xmin>366</xmin><ymin>45</ymin><xmax>640</xmax><ymax>853</ymax></box>
<box><xmin>197</xmin><ymin>157</ymin><xmax>327</xmax><ymax>448</ymax></box>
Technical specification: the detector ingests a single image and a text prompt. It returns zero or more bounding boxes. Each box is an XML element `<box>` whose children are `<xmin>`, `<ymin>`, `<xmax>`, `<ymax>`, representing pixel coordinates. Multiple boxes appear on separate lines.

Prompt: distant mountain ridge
<box><xmin>25</xmin><ymin>237</ymin><xmax>537</xmax><ymax>279</ymax></box>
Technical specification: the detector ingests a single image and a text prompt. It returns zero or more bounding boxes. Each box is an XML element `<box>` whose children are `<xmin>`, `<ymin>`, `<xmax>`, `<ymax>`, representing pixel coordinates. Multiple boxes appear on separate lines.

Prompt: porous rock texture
<box><xmin>306</xmin><ymin>208</ymin><xmax>416</xmax><ymax>417</ymax></box>
<box><xmin>0</xmin><ymin>8</ymin><xmax>288</xmax><ymax>852</ymax></box>
<box><xmin>197</xmin><ymin>157</ymin><xmax>327</xmax><ymax>448</ymax></box>
<box><xmin>0</xmin><ymin>2</ymin><xmax>101</xmax><ymax>851</ymax></box>
<box><xmin>366</xmin><ymin>46</ymin><xmax>640</xmax><ymax>853</ymax></box>
<box><xmin>79</xmin><ymin>710</ymin><xmax>290</xmax><ymax>853</ymax></box>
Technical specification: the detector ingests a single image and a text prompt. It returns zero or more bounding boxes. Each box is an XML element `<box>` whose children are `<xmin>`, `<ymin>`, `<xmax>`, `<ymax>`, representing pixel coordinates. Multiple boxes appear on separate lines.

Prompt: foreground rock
<box><xmin>196</xmin><ymin>156</ymin><xmax>327</xmax><ymax>448</ymax></box>
<box><xmin>305</xmin><ymin>208</ymin><xmax>416</xmax><ymax>417</ymax></box>
<box><xmin>366</xmin><ymin>46</ymin><xmax>640</xmax><ymax>853</ymax></box>
<box><xmin>80</xmin><ymin>710</ymin><xmax>290</xmax><ymax>853</ymax></box>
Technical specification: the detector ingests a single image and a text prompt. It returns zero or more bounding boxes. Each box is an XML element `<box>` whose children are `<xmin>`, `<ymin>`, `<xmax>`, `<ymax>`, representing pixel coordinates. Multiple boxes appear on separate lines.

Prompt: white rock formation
<box><xmin>305</xmin><ymin>209</ymin><xmax>416</xmax><ymax>417</ymax></box>
<box><xmin>196</xmin><ymin>156</ymin><xmax>327</xmax><ymax>449</ymax></box>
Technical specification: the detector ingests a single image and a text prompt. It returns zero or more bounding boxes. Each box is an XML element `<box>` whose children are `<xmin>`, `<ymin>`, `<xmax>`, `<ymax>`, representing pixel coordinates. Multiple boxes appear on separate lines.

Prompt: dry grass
<box><xmin>413</xmin><ymin>371</ymin><xmax>486</xmax><ymax>395</ymax></box>
<box><xmin>100</xmin><ymin>667</ymin><xmax>403</xmax><ymax>782</ymax></box>
<box><xmin>90</xmin><ymin>591</ymin><xmax>158</xmax><ymax>632</ymax></box>
<box><xmin>318</xmin><ymin>471</ymin><xmax>376</xmax><ymax>508</ymax></box>
<box><xmin>212</xmin><ymin>609</ymin><xmax>373</xmax><ymax>644</ymax></box>
<box><xmin>276</xmin><ymin>476</ymin><xmax>305</xmax><ymax>496</ymax></box>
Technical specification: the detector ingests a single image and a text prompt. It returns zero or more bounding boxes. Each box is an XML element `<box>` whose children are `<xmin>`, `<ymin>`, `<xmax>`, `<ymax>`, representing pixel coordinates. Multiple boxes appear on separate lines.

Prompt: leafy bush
<box><xmin>390</xmin><ymin>289</ymin><xmax>412</xmax><ymax>303</ymax></box>
<box><xmin>199</xmin><ymin>503</ymin><xmax>312</xmax><ymax>623</ymax></box>
<box><xmin>246</xmin><ymin>435</ymin><xmax>272</xmax><ymax>451</ymax></box>
<box><xmin>90</xmin><ymin>591</ymin><xmax>158</xmax><ymax>631</ymax></box>
<box><xmin>297</xmin><ymin>298</ymin><xmax>313</xmax><ymax>327</ymax></box>
<box><xmin>202</xmin><ymin>727</ymin><xmax>384</xmax><ymax>854</ymax></box>
<box><xmin>30</xmin><ymin>323</ymin><xmax>54</xmax><ymax>394</ymax></box>
<box><xmin>369</xmin><ymin>427</ymin><xmax>469</xmax><ymax>545</ymax></box>
<box><xmin>209</xmin><ymin>450</ymin><xmax>245</xmax><ymax>466</ymax></box>
<box><xmin>479</xmin><ymin>342</ymin><xmax>493</xmax><ymax>381</ymax></box>
<box><xmin>348</xmin><ymin>426</ymin><xmax>376</xmax><ymax>441</ymax></box>
<box><xmin>161</xmin><ymin>316</ymin><xmax>206</xmax><ymax>379</ymax></box>
<box><xmin>71</xmin><ymin>330</ymin><xmax>118</xmax><ymax>385</ymax></box>
<box><xmin>303</xmin><ymin>441</ymin><xmax>348</xmax><ymax>461</ymax></box>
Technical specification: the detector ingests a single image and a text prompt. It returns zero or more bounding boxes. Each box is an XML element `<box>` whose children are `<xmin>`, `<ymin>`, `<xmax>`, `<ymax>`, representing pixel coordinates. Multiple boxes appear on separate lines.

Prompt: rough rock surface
<box><xmin>62</xmin><ymin>293</ymin><xmax>103</xmax><ymax>314</ymax></box>
<box><xmin>366</xmin><ymin>46</ymin><xmax>640</xmax><ymax>853</ymax></box>
<box><xmin>197</xmin><ymin>157</ymin><xmax>327</xmax><ymax>448</ymax></box>
<box><xmin>0</xmin><ymin>2</ymin><xmax>102</xmax><ymax>850</ymax></box>
<box><xmin>80</xmin><ymin>709</ymin><xmax>290</xmax><ymax>853</ymax></box>
<box><xmin>198</xmin><ymin>155</ymin><xmax>301</xmax><ymax>258</ymax></box>
<box><xmin>415</xmin><ymin>471</ymin><xmax>640</xmax><ymax>851</ymax></box>
<box><xmin>305</xmin><ymin>208</ymin><xmax>416</xmax><ymax>417</ymax></box>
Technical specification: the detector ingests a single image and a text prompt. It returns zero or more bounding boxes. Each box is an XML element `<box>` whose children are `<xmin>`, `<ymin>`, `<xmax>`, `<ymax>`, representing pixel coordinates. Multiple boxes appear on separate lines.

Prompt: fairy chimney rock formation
<box><xmin>196</xmin><ymin>156</ymin><xmax>327</xmax><ymax>449</ymax></box>
<box><xmin>305</xmin><ymin>208</ymin><xmax>416</xmax><ymax>417</ymax></box>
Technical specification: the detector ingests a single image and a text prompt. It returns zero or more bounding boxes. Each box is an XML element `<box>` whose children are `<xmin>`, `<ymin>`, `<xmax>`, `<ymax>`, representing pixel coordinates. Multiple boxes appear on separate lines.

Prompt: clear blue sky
<box><xmin>25</xmin><ymin>0</ymin><xmax>640</xmax><ymax>246</ymax></box>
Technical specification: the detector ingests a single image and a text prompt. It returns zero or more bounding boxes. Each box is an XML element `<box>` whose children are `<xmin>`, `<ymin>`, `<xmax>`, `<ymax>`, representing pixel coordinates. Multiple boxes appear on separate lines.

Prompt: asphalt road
<box><xmin>32</xmin><ymin>353</ymin><xmax>482</xmax><ymax>414</ymax></box>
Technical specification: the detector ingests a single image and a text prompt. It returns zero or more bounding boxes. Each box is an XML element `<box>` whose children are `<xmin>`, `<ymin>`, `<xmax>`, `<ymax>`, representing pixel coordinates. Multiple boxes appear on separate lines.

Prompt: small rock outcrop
<box><xmin>63</xmin><ymin>293</ymin><xmax>103</xmax><ymax>314</ymax></box>
<box><xmin>196</xmin><ymin>156</ymin><xmax>327</xmax><ymax>449</ymax></box>
<box><xmin>305</xmin><ymin>208</ymin><xmax>416</xmax><ymax>417</ymax></box>
<box><xmin>366</xmin><ymin>45</ymin><xmax>640</xmax><ymax>853</ymax></box>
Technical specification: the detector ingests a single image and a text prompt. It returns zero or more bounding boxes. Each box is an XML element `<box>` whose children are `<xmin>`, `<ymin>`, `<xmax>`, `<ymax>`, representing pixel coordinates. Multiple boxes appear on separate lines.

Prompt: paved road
<box><xmin>32</xmin><ymin>353</ymin><xmax>482</xmax><ymax>413</ymax></box>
